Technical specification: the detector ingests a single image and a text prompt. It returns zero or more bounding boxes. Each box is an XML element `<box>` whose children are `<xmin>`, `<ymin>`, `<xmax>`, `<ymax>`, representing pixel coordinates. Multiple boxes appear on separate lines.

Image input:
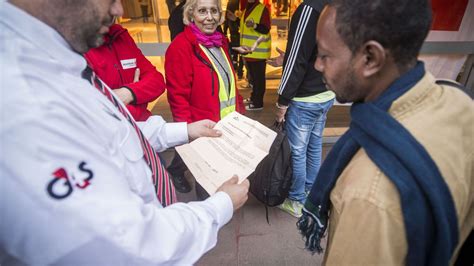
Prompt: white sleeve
<box><xmin>0</xmin><ymin>111</ymin><xmax>233</xmax><ymax>265</ymax></box>
<box><xmin>137</xmin><ymin>115</ymin><xmax>189</xmax><ymax>151</ymax></box>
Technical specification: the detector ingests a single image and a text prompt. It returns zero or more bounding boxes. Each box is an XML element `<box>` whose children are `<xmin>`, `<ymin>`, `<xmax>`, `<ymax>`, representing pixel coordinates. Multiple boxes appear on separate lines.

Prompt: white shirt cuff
<box><xmin>205</xmin><ymin>191</ymin><xmax>234</xmax><ymax>227</ymax></box>
<box><xmin>164</xmin><ymin>122</ymin><xmax>188</xmax><ymax>147</ymax></box>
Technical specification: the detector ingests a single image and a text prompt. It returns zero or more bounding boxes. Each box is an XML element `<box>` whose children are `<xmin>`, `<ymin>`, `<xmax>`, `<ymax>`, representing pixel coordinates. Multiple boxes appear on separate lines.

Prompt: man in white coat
<box><xmin>0</xmin><ymin>0</ymin><xmax>249</xmax><ymax>264</ymax></box>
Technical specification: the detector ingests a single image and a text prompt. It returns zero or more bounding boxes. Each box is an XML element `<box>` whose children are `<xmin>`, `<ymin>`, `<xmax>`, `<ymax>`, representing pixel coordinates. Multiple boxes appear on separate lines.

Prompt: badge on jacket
<box><xmin>120</xmin><ymin>58</ymin><xmax>137</xmax><ymax>69</ymax></box>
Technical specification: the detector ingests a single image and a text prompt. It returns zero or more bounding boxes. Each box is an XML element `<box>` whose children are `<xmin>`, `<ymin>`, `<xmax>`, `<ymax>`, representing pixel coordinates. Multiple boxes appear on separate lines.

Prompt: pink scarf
<box><xmin>189</xmin><ymin>23</ymin><xmax>223</xmax><ymax>48</ymax></box>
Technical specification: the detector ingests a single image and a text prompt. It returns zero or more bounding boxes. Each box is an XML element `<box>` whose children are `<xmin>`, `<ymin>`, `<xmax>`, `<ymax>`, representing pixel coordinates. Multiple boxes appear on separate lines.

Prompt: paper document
<box><xmin>176</xmin><ymin>112</ymin><xmax>277</xmax><ymax>195</ymax></box>
<box><xmin>232</xmin><ymin>36</ymin><xmax>266</xmax><ymax>54</ymax></box>
<box><xmin>250</xmin><ymin>35</ymin><xmax>266</xmax><ymax>51</ymax></box>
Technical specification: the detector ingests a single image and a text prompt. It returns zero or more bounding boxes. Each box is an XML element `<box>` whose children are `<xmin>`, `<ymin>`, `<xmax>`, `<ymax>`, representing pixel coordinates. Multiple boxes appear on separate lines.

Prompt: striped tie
<box><xmin>83</xmin><ymin>68</ymin><xmax>176</xmax><ymax>206</ymax></box>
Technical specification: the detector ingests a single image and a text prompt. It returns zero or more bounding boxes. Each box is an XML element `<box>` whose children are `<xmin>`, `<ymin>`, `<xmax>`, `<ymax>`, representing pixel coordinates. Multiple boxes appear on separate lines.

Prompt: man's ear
<box><xmin>359</xmin><ymin>40</ymin><xmax>386</xmax><ymax>78</ymax></box>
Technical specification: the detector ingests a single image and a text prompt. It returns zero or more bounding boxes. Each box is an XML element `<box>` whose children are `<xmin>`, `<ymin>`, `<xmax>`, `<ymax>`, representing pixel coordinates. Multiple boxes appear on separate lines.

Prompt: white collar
<box><xmin>0</xmin><ymin>1</ymin><xmax>87</xmax><ymax>75</ymax></box>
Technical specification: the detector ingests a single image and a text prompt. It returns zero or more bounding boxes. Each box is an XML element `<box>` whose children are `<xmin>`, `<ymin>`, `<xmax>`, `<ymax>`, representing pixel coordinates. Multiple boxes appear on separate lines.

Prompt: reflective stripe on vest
<box><xmin>199</xmin><ymin>45</ymin><xmax>236</xmax><ymax>119</ymax></box>
<box><xmin>240</xmin><ymin>3</ymin><xmax>271</xmax><ymax>59</ymax></box>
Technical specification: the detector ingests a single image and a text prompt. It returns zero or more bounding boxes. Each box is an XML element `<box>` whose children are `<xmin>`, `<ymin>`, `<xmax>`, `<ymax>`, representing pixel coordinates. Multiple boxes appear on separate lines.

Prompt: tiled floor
<box><xmin>153</xmin><ymin>79</ymin><xmax>347</xmax><ymax>265</ymax></box>
<box><xmin>159</xmin><ymin>142</ymin><xmax>330</xmax><ymax>266</ymax></box>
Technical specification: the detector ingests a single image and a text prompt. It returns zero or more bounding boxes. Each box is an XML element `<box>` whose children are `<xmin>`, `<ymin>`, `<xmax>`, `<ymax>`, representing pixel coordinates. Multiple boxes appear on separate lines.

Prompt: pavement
<box><xmin>160</xmin><ymin>148</ymin><xmax>327</xmax><ymax>266</ymax></box>
<box><xmin>153</xmin><ymin>80</ymin><xmax>348</xmax><ymax>265</ymax></box>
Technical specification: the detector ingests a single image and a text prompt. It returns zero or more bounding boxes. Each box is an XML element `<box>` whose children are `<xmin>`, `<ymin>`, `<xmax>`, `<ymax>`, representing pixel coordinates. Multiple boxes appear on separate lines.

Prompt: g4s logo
<box><xmin>47</xmin><ymin>162</ymin><xmax>94</xmax><ymax>200</ymax></box>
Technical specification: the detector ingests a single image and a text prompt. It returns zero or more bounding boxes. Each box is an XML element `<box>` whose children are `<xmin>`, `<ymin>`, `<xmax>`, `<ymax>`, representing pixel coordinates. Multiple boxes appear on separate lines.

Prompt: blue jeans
<box><xmin>286</xmin><ymin>99</ymin><xmax>334</xmax><ymax>203</ymax></box>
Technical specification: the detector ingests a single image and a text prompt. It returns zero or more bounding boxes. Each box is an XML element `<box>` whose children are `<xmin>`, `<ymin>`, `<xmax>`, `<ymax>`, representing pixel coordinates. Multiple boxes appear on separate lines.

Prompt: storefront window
<box><xmin>116</xmin><ymin>0</ymin><xmax>303</xmax><ymax>75</ymax></box>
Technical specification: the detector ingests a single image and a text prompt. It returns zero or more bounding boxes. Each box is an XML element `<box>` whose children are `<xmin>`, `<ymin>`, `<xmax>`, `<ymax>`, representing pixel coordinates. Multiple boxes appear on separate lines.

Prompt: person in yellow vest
<box><xmin>165</xmin><ymin>0</ymin><xmax>246</xmax><ymax>195</ymax></box>
<box><xmin>240</xmin><ymin>0</ymin><xmax>271</xmax><ymax>110</ymax></box>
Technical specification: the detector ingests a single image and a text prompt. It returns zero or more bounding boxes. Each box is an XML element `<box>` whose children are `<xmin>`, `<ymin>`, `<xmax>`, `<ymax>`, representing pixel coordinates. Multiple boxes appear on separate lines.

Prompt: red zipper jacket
<box><xmin>84</xmin><ymin>24</ymin><xmax>165</xmax><ymax>121</ymax></box>
<box><xmin>165</xmin><ymin>26</ymin><xmax>245</xmax><ymax>123</ymax></box>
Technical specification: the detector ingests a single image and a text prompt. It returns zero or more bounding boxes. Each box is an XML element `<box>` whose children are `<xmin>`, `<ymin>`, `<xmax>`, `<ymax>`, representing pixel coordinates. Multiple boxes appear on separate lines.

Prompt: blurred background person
<box><xmin>167</xmin><ymin>0</ymin><xmax>177</xmax><ymax>15</ymax></box>
<box><xmin>240</xmin><ymin>0</ymin><xmax>271</xmax><ymax>110</ymax></box>
<box><xmin>224</xmin><ymin>0</ymin><xmax>244</xmax><ymax>79</ymax></box>
<box><xmin>169</xmin><ymin>0</ymin><xmax>187</xmax><ymax>41</ymax></box>
<box><xmin>138</xmin><ymin>0</ymin><xmax>149</xmax><ymax>23</ymax></box>
<box><xmin>165</xmin><ymin>0</ymin><xmax>246</xmax><ymax>196</ymax></box>
<box><xmin>85</xmin><ymin>23</ymin><xmax>165</xmax><ymax>121</ymax></box>
<box><xmin>275</xmin><ymin>0</ymin><xmax>288</xmax><ymax>16</ymax></box>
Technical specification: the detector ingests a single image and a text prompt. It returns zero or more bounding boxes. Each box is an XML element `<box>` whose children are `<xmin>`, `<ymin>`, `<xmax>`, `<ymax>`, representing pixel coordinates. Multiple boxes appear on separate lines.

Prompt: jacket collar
<box><xmin>103</xmin><ymin>24</ymin><xmax>127</xmax><ymax>45</ymax></box>
<box><xmin>390</xmin><ymin>69</ymin><xmax>436</xmax><ymax>117</ymax></box>
<box><xmin>245</xmin><ymin>1</ymin><xmax>260</xmax><ymax>10</ymax></box>
<box><xmin>183</xmin><ymin>25</ymin><xmax>199</xmax><ymax>46</ymax></box>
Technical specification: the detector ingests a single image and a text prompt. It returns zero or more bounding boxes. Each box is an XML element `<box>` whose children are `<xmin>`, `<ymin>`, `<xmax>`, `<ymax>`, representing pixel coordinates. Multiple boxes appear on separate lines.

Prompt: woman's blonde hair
<box><xmin>182</xmin><ymin>0</ymin><xmax>225</xmax><ymax>26</ymax></box>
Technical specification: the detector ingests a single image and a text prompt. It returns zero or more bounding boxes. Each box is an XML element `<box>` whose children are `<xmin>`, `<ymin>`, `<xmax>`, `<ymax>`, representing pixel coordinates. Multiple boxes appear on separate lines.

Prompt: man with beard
<box><xmin>297</xmin><ymin>0</ymin><xmax>473</xmax><ymax>265</ymax></box>
<box><xmin>0</xmin><ymin>0</ymin><xmax>249</xmax><ymax>264</ymax></box>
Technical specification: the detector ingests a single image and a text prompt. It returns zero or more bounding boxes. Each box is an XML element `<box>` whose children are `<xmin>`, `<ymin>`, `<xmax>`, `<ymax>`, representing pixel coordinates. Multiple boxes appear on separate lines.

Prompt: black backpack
<box><xmin>248</xmin><ymin>122</ymin><xmax>293</xmax><ymax>220</ymax></box>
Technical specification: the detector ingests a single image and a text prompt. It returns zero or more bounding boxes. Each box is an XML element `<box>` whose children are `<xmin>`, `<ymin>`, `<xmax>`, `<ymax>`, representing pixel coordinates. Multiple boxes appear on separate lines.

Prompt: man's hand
<box><xmin>114</xmin><ymin>87</ymin><xmax>134</xmax><ymax>105</ymax></box>
<box><xmin>267</xmin><ymin>47</ymin><xmax>285</xmax><ymax>67</ymax></box>
<box><xmin>275</xmin><ymin>103</ymin><xmax>288</xmax><ymax>122</ymax></box>
<box><xmin>187</xmin><ymin>119</ymin><xmax>222</xmax><ymax>141</ymax></box>
<box><xmin>217</xmin><ymin>175</ymin><xmax>249</xmax><ymax>211</ymax></box>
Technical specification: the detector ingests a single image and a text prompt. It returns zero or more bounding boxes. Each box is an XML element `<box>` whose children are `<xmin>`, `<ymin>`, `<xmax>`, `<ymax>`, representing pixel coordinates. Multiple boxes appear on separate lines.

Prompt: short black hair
<box><xmin>331</xmin><ymin>0</ymin><xmax>432</xmax><ymax>68</ymax></box>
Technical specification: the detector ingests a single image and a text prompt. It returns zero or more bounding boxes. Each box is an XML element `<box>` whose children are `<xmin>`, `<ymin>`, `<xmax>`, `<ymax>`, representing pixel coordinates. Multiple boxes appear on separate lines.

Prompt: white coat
<box><xmin>0</xmin><ymin>2</ymin><xmax>233</xmax><ymax>265</ymax></box>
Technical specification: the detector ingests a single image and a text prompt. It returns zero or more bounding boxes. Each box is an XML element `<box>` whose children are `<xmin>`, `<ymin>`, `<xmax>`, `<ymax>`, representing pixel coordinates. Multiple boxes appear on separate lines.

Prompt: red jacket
<box><xmin>165</xmin><ymin>26</ymin><xmax>245</xmax><ymax>123</ymax></box>
<box><xmin>84</xmin><ymin>24</ymin><xmax>165</xmax><ymax>121</ymax></box>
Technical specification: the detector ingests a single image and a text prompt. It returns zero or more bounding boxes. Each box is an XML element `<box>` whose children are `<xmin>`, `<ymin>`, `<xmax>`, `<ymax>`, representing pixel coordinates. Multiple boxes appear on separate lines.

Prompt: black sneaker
<box><xmin>245</xmin><ymin>103</ymin><xmax>263</xmax><ymax>111</ymax></box>
<box><xmin>195</xmin><ymin>183</ymin><xmax>210</xmax><ymax>200</ymax></box>
<box><xmin>171</xmin><ymin>175</ymin><xmax>191</xmax><ymax>193</ymax></box>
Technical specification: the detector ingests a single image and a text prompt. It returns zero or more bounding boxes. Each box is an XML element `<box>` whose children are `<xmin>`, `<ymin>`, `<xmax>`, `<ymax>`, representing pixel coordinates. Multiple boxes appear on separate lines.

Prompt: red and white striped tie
<box><xmin>84</xmin><ymin>68</ymin><xmax>176</xmax><ymax>206</ymax></box>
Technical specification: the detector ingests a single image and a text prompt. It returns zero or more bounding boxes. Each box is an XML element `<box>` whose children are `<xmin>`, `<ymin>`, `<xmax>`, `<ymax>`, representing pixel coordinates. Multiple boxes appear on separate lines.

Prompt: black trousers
<box><xmin>230</xmin><ymin>50</ymin><xmax>244</xmax><ymax>78</ymax></box>
<box><xmin>140</xmin><ymin>5</ymin><xmax>149</xmax><ymax>22</ymax></box>
<box><xmin>229</xmin><ymin>34</ymin><xmax>244</xmax><ymax>78</ymax></box>
<box><xmin>245</xmin><ymin>59</ymin><xmax>267</xmax><ymax>107</ymax></box>
<box><xmin>167</xmin><ymin>150</ymin><xmax>209</xmax><ymax>199</ymax></box>
<box><xmin>167</xmin><ymin>151</ymin><xmax>186</xmax><ymax>177</ymax></box>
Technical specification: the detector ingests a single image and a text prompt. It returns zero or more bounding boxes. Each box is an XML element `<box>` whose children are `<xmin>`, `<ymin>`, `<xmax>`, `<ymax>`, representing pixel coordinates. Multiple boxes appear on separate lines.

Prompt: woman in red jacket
<box><xmin>165</xmin><ymin>0</ymin><xmax>245</xmax><ymax>195</ymax></box>
<box><xmin>85</xmin><ymin>24</ymin><xmax>165</xmax><ymax>121</ymax></box>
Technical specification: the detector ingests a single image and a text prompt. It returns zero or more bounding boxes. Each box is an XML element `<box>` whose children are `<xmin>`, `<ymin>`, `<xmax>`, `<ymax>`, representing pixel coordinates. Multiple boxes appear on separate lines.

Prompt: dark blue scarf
<box><xmin>297</xmin><ymin>62</ymin><xmax>459</xmax><ymax>265</ymax></box>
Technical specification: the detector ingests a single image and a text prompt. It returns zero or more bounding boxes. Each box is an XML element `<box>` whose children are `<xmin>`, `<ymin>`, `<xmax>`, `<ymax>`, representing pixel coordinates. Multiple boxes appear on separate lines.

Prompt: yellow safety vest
<box><xmin>240</xmin><ymin>3</ymin><xmax>271</xmax><ymax>59</ymax></box>
<box><xmin>200</xmin><ymin>45</ymin><xmax>236</xmax><ymax>119</ymax></box>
